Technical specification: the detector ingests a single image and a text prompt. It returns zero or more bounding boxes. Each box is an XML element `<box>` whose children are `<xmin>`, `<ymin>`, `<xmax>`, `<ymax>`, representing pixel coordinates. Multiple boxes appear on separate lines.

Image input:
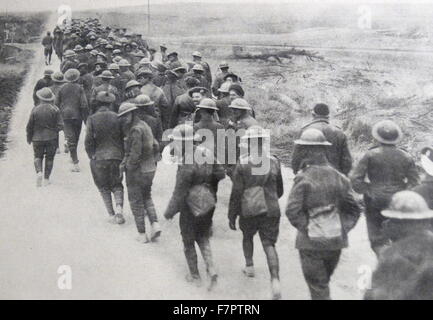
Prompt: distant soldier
<box><xmin>33</xmin><ymin>69</ymin><xmax>54</xmax><ymax>105</ymax></box>
<box><xmin>85</xmin><ymin>91</ymin><xmax>125</xmax><ymax>225</ymax></box>
<box><xmin>191</xmin><ymin>51</ymin><xmax>212</xmax><ymax>89</ymax></box>
<box><xmin>138</xmin><ymin>70</ymin><xmax>170</xmax><ymax>130</ymax></box>
<box><xmin>169</xmin><ymin>77</ymin><xmax>201</xmax><ymax>128</ymax></box>
<box><xmin>74</xmin><ymin>45</ymin><xmax>87</xmax><ymax>64</ymax></box>
<box><xmin>164</xmin><ymin>124</ymin><xmax>225</xmax><ymax>290</ymax></box>
<box><xmin>118</xmin><ymin>59</ymin><xmax>136</xmax><ymax>95</ymax></box>
<box><xmin>165</xmin><ymin>51</ymin><xmax>182</xmax><ymax>70</ymax></box>
<box><xmin>162</xmin><ymin>70</ymin><xmax>184</xmax><ymax>119</ymax></box>
<box><xmin>351</xmin><ymin>120</ymin><xmax>419</xmax><ymax>256</ymax></box>
<box><xmin>212</xmin><ymin>61</ymin><xmax>230</xmax><ymax>96</ymax></box>
<box><xmin>134</xmin><ymin>95</ymin><xmax>163</xmax><ymax>158</ymax></box>
<box><xmin>41</xmin><ymin>31</ymin><xmax>54</xmax><ymax>65</ymax></box>
<box><xmin>77</xmin><ymin>63</ymin><xmax>93</xmax><ymax>104</ymax></box>
<box><xmin>229</xmin><ymin>126</ymin><xmax>284</xmax><ymax>300</ymax></box>
<box><xmin>292</xmin><ymin>103</ymin><xmax>352</xmax><ymax>175</ymax></box>
<box><xmin>286</xmin><ymin>128</ymin><xmax>361</xmax><ymax>300</ymax></box>
<box><xmin>118</xmin><ymin>103</ymin><xmax>161</xmax><ymax>243</ymax></box>
<box><xmin>185</xmin><ymin>64</ymin><xmax>210</xmax><ymax>91</ymax></box>
<box><xmin>215</xmin><ymin>81</ymin><xmax>233</xmax><ymax>128</ymax></box>
<box><xmin>53</xmin><ymin>27</ymin><xmax>64</xmax><ymax>62</ymax></box>
<box><xmin>89</xmin><ymin>70</ymin><xmax>120</xmax><ymax>114</ymax></box>
<box><xmin>55</xmin><ymin>69</ymin><xmax>89</xmax><ymax>172</ymax></box>
<box><xmin>26</xmin><ymin>88</ymin><xmax>63</xmax><ymax>187</ymax></box>
<box><xmin>154</xmin><ymin>44</ymin><xmax>168</xmax><ymax>63</ymax></box>
<box><xmin>60</xmin><ymin>50</ymin><xmax>79</xmax><ymax>74</ymax></box>
<box><xmin>49</xmin><ymin>71</ymin><xmax>66</xmax><ymax>153</ymax></box>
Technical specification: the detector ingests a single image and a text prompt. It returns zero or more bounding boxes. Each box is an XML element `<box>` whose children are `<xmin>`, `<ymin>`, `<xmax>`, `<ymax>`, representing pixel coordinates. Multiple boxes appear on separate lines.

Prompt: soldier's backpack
<box><xmin>307</xmin><ymin>204</ymin><xmax>343</xmax><ymax>243</ymax></box>
<box><xmin>241</xmin><ymin>170</ymin><xmax>270</xmax><ymax>218</ymax></box>
<box><xmin>186</xmin><ymin>183</ymin><xmax>216</xmax><ymax>218</ymax></box>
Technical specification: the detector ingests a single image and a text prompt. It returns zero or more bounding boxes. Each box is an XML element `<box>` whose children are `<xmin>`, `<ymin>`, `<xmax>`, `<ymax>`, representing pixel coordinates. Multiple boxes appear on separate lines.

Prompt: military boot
<box><xmin>113</xmin><ymin>190</ymin><xmax>125</xmax><ymax>224</ymax></box>
<box><xmin>100</xmin><ymin>191</ymin><xmax>116</xmax><ymax>219</ymax></box>
<box><xmin>34</xmin><ymin>159</ymin><xmax>43</xmax><ymax>187</ymax></box>
<box><xmin>271</xmin><ymin>278</ymin><xmax>282</xmax><ymax>300</ymax></box>
<box><xmin>198</xmin><ymin>239</ymin><xmax>217</xmax><ymax>291</ymax></box>
<box><xmin>184</xmin><ymin>244</ymin><xmax>201</xmax><ymax>286</ymax></box>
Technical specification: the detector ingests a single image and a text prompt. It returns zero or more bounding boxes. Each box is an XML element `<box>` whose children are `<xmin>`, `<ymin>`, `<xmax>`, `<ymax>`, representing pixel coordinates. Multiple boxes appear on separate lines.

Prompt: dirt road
<box><xmin>0</xmin><ymin>16</ymin><xmax>376</xmax><ymax>300</ymax></box>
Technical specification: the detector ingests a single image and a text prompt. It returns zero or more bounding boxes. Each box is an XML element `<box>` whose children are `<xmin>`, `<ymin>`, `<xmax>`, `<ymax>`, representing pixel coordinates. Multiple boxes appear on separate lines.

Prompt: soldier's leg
<box><xmin>299</xmin><ymin>250</ymin><xmax>332</xmax><ymax>300</ymax></box>
<box><xmin>197</xmin><ymin>236</ymin><xmax>217</xmax><ymax>291</ymax></box>
<box><xmin>239</xmin><ymin>216</ymin><xmax>256</xmax><ymax>277</ymax></box>
<box><xmin>43</xmin><ymin>139</ymin><xmax>57</xmax><ymax>182</ymax></box>
<box><xmin>179</xmin><ymin>211</ymin><xmax>201</xmax><ymax>284</ymax></box>
<box><xmin>126</xmin><ymin>171</ymin><xmax>147</xmax><ymax>242</ymax></box>
<box><xmin>364</xmin><ymin>198</ymin><xmax>389</xmax><ymax>256</ymax></box>
<box><xmin>32</xmin><ymin>141</ymin><xmax>44</xmax><ymax>187</ymax></box>
<box><xmin>110</xmin><ymin>160</ymin><xmax>125</xmax><ymax>224</ymax></box>
<box><xmin>142</xmin><ymin>171</ymin><xmax>161</xmax><ymax>241</ymax></box>
<box><xmin>323</xmin><ymin>250</ymin><xmax>342</xmax><ymax>284</ymax></box>
<box><xmin>70</xmin><ymin>119</ymin><xmax>83</xmax><ymax>165</ymax></box>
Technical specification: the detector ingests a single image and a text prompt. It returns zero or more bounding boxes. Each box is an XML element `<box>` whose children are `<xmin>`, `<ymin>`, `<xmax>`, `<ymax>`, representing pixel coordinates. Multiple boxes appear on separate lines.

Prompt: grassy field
<box><xmin>79</xmin><ymin>2</ymin><xmax>433</xmax><ymax>165</ymax></box>
<box><xmin>0</xmin><ymin>11</ymin><xmax>48</xmax><ymax>157</ymax></box>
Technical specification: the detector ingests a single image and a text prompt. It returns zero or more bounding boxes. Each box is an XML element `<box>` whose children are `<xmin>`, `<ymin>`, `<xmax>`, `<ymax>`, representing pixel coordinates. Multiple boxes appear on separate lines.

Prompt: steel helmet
<box><xmin>229</xmin><ymin>98</ymin><xmax>251</xmax><ymax>110</ymax></box>
<box><xmin>43</xmin><ymin>69</ymin><xmax>54</xmax><ymax>76</ymax></box>
<box><xmin>139</xmin><ymin>58</ymin><xmax>151</xmax><ymax>65</ymax></box>
<box><xmin>192</xmin><ymin>64</ymin><xmax>204</xmax><ymax>72</ymax></box>
<box><xmin>219</xmin><ymin>61</ymin><xmax>229</xmax><ymax>69</ymax></box>
<box><xmin>64</xmin><ymin>50</ymin><xmax>76</xmax><ymax>58</ymax></box>
<box><xmin>197</xmin><ymin>98</ymin><xmax>218</xmax><ymax>110</ymax></box>
<box><xmin>192</xmin><ymin>51</ymin><xmax>202</xmax><ymax>58</ymax></box>
<box><xmin>51</xmin><ymin>71</ymin><xmax>65</xmax><ymax>83</ymax></box>
<box><xmin>372</xmin><ymin>120</ymin><xmax>402</xmax><ymax>145</ymax></box>
<box><xmin>113</xmin><ymin>49</ymin><xmax>122</xmax><ymax>55</ymax></box>
<box><xmin>99</xmin><ymin>70</ymin><xmax>114</xmax><ymax>79</ymax></box>
<box><xmin>134</xmin><ymin>94</ymin><xmax>154</xmax><ymax>107</ymax></box>
<box><xmin>294</xmin><ymin>128</ymin><xmax>332</xmax><ymax>146</ymax></box>
<box><xmin>74</xmin><ymin>45</ymin><xmax>83</xmax><ymax>51</ymax></box>
<box><xmin>64</xmin><ymin>69</ymin><xmax>80</xmax><ymax>82</ymax></box>
<box><xmin>218</xmin><ymin>81</ymin><xmax>232</xmax><ymax>93</ymax></box>
<box><xmin>168</xmin><ymin>124</ymin><xmax>200</xmax><ymax>141</ymax></box>
<box><xmin>85</xmin><ymin>44</ymin><xmax>93</xmax><ymax>50</ymax></box>
<box><xmin>118</xmin><ymin>59</ymin><xmax>131</xmax><ymax>67</ymax></box>
<box><xmin>117</xmin><ymin>102</ymin><xmax>138</xmax><ymax>117</ymax></box>
<box><xmin>382</xmin><ymin>191</ymin><xmax>433</xmax><ymax>220</ymax></box>
<box><xmin>125</xmin><ymin>80</ymin><xmax>141</xmax><ymax>90</ymax></box>
<box><xmin>36</xmin><ymin>87</ymin><xmax>55</xmax><ymax>102</ymax></box>
<box><xmin>108</xmin><ymin>63</ymin><xmax>119</xmax><ymax>71</ymax></box>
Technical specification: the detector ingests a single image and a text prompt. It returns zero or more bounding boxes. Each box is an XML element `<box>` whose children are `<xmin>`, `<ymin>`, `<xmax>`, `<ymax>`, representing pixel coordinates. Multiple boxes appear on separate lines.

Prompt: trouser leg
<box><xmin>183</xmin><ymin>238</ymin><xmax>200</xmax><ymax>279</ymax></box>
<box><xmin>34</xmin><ymin>158</ymin><xmax>43</xmax><ymax>173</ymax></box>
<box><xmin>100</xmin><ymin>190</ymin><xmax>115</xmax><ymax>216</ymax></box>
<box><xmin>299</xmin><ymin>250</ymin><xmax>341</xmax><ymax>300</ymax></box>
<box><xmin>64</xmin><ymin>120</ymin><xmax>82</xmax><ymax>164</ymax></box>
<box><xmin>262</xmin><ymin>243</ymin><xmax>280</xmax><ymax>280</ymax></box>
<box><xmin>365</xmin><ymin>202</ymin><xmax>389</xmax><ymax>256</ymax></box>
<box><xmin>127</xmin><ymin>172</ymin><xmax>146</xmax><ymax>233</ymax></box>
<box><xmin>43</xmin><ymin>139</ymin><xmax>57</xmax><ymax>179</ymax></box>
<box><xmin>142</xmin><ymin>172</ymin><xmax>157</xmax><ymax>223</ymax></box>
<box><xmin>242</xmin><ymin>235</ymin><xmax>254</xmax><ymax>267</ymax></box>
<box><xmin>197</xmin><ymin>237</ymin><xmax>216</xmax><ymax>277</ymax></box>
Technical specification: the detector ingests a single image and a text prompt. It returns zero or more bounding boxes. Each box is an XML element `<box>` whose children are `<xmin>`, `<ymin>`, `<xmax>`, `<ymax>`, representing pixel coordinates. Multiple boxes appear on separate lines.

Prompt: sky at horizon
<box><xmin>2</xmin><ymin>0</ymin><xmax>433</xmax><ymax>13</ymax></box>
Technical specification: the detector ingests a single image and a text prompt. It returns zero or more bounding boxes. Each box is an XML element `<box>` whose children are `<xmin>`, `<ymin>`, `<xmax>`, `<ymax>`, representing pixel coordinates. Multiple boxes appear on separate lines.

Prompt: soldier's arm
<box><xmin>169</xmin><ymin>98</ymin><xmax>180</xmax><ymax>129</ymax></box>
<box><xmin>340</xmin><ymin>135</ymin><xmax>353</xmax><ymax>176</ymax></box>
<box><xmin>291</xmin><ymin>143</ymin><xmax>303</xmax><ymax>175</ymax></box>
<box><xmin>26</xmin><ymin>112</ymin><xmax>34</xmax><ymax>144</ymax></box>
<box><xmin>285</xmin><ymin>175</ymin><xmax>308</xmax><ymax>231</ymax></box>
<box><xmin>126</xmin><ymin>128</ymin><xmax>143</xmax><ymax>171</ymax></box>
<box><xmin>339</xmin><ymin>176</ymin><xmax>362</xmax><ymax>233</ymax></box>
<box><xmin>350</xmin><ymin>153</ymin><xmax>370</xmax><ymax>195</ymax></box>
<box><xmin>56</xmin><ymin>108</ymin><xmax>64</xmax><ymax>132</ymax></box>
<box><xmin>228</xmin><ymin>164</ymin><xmax>244</xmax><ymax>222</ymax></box>
<box><xmin>275</xmin><ymin>158</ymin><xmax>284</xmax><ymax>198</ymax></box>
<box><xmin>406</xmin><ymin>157</ymin><xmax>420</xmax><ymax>188</ymax></box>
<box><xmin>164</xmin><ymin>165</ymin><xmax>194</xmax><ymax>219</ymax></box>
<box><xmin>80</xmin><ymin>87</ymin><xmax>89</xmax><ymax>123</ymax></box>
<box><xmin>84</xmin><ymin>118</ymin><xmax>95</xmax><ymax>159</ymax></box>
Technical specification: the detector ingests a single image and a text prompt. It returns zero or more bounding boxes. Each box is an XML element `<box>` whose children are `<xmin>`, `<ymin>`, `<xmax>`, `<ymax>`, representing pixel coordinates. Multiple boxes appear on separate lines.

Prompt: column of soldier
<box><xmin>27</xmin><ymin>17</ymin><xmax>433</xmax><ymax>300</ymax></box>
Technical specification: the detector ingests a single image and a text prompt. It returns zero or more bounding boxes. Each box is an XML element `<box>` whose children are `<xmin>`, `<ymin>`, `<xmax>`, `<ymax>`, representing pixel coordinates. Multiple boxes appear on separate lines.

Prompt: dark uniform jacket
<box><xmin>55</xmin><ymin>82</ymin><xmax>89</xmax><ymax>122</ymax></box>
<box><xmin>229</xmin><ymin>155</ymin><xmax>284</xmax><ymax>222</ymax></box>
<box><xmin>211</xmin><ymin>71</ymin><xmax>229</xmax><ymax>96</ymax></box>
<box><xmin>350</xmin><ymin>145</ymin><xmax>419</xmax><ymax>206</ymax></box>
<box><xmin>137</xmin><ymin>110</ymin><xmax>163</xmax><ymax>153</ymax></box>
<box><xmin>412</xmin><ymin>175</ymin><xmax>433</xmax><ymax>209</ymax></box>
<box><xmin>89</xmin><ymin>83</ymin><xmax>120</xmax><ymax>114</ymax></box>
<box><xmin>170</xmin><ymin>93</ymin><xmax>196</xmax><ymax>128</ymax></box>
<box><xmin>216</xmin><ymin>96</ymin><xmax>232</xmax><ymax>127</ymax></box>
<box><xmin>78</xmin><ymin>73</ymin><xmax>93</xmax><ymax>103</ymax></box>
<box><xmin>165</xmin><ymin>146</ymin><xmax>226</xmax><ymax>219</ymax></box>
<box><xmin>60</xmin><ymin>59</ymin><xmax>78</xmax><ymax>74</ymax></box>
<box><xmin>292</xmin><ymin>118</ymin><xmax>352</xmax><ymax>175</ymax></box>
<box><xmin>140</xmin><ymin>83</ymin><xmax>169</xmax><ymax>129</ymax></box>
<box><xmin>162</xmin><ymin>80</ymin><xmax>184</xmax><ymax>113</ymax></box>
<box><xmin>84</xmin><ymin>106</ymin><xmax>124</xmax><ymax>161</ymax></box>
<box><xmin>194</xmin><ymin>117</ymin><xmax>225</xmax><ymax>160</ymax></box>
<box><xmin>49</xmin><ymin>83</ymin><xmax>64</xmax><ymax>101</ymax></box>
<box><xmin>26</xmin><ymin>103</ymin><xmax>62</xmax><ymax>143</ymax></box>
<box><xmin>124</xmin><ymin>120</ymin><xmax>156</xmax><ymax>173</ymax></box>
<box><xmin>33</xmin><ymin>77</ymin><xmax>53</xmax><ymax>105</ymax></box>
<box><xmin>286</xmin><ymin>164</ymin><xmax>361</xmax><ymax>250</ymax></box>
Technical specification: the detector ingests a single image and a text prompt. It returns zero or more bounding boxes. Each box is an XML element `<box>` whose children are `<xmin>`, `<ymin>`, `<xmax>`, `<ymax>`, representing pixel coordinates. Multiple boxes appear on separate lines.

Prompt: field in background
<box><xmin>79</xmin><ymin>2</ymin><xmax>433</xmax><ymax>164</ymax></box>
<box><xmin>0</xmin><ymin>12</ymin><xmax>48</xmax><ymax>157</ymax></box>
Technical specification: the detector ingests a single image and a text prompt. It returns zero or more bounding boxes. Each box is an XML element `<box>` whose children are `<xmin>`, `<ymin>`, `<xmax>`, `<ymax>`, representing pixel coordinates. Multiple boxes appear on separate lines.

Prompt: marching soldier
<box><xmin>60</xmin><ymin>50</ymin><xmax>79</xmax><ymax>74</ymax></box>
<box><xmin>228</xmin><ymin>126</ymin><xmax>284</xmax><ymax>300</ymax></box>
<box><xmin>26</xmin><ymin>88</ymin><xmax>63</xmax><ymax>187</ymax></box>
<box><xmin>89</xmin><ymin>70</ymin><xmax>120</xmax><ymax>114</ymax></box>
<box><xmin>118</xmin><ymin>103</ymin><xmax>161</xmax><ymax>243</ymax></box>
<box><xmin>191</xmin><ymin>51</ymin><xmax>212</xmax><ymax>89</ymax></box>
<box><xmin>164</xmin><ymin>124</ymin><xmax>225</xmax><ymax>290</ymax></box>
<box><xmin>212</xmin><ymin>61</ymin><xmax>230</xmax><ymax>96</ymax></box>
<box><xmin>350</xmin><ymin>120</ymin><xmax>419</xmax><ymax>256</ymax></box>
<box><xmin>85</xmin><ymin>91</ymin><xmax>125</xmax><ymax>225</ymax></box>
<box><xmin>215</xmin><ymin>81</ymin><xmax>233</xmax><ymax>128</ymax></box>
<box><xmin>292</xmin><ymin>103</ymin><xmax>352</xmax><ymax>175</ymax></box>
<box><xmin>33</xmin><ymin>69</ymin><xmax>54</xmax><ymax>105</ymax></box>
<box><xmin>55</xmin><ymin>68</ymin><xmax>89</xmax><ymax>172</ymax></box>
<box><xmin>170</xmin><ymin>77</ymin><xmax>201</xmax><ymax>128</ymax></box>
<box><xmin>286</xmin><ymin>128</ymin><xmax>361</xmax><ymax>300</ymax></box>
